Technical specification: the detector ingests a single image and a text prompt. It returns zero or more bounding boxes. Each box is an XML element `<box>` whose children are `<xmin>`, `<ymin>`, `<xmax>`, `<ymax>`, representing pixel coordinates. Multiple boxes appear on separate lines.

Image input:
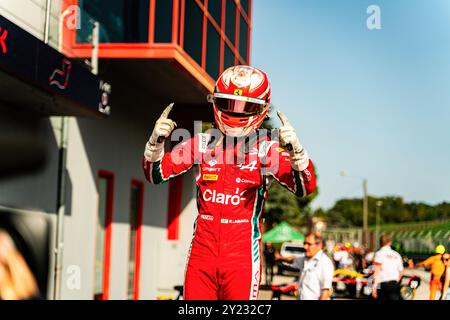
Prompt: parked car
<box><xmin>277</xmin><ymin>242</ymin><xmax>305</xmax><ymax>275</ymax></box>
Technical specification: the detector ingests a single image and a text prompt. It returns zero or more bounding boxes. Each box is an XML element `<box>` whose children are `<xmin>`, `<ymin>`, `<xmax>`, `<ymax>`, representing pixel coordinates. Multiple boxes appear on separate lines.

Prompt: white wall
<box><xmin>0</xmin><ymin>0</ymin><xmax>64</xmax><ymax>49</ymax></box>
<box><xmin>0</xmin><ymin>116</ymin><xmax>60</xmax><ymax>213</ymax></box>
<box><xmin>0</xmin><ymin>0</ymin><xmax>46</xmax><ymax>40</ymax></box>
<box><xmin>58</xmin><ymin>117</ymin><xmax>97</xmax><ymax>299</ymax></box>
<box><xmin>139</xmin><ymin>176</ymin><xmax>198</xmax><ymax>300</ymax></box>
<box><xmin>143</xmin><ymin>176</ymin><xmax>198</xmax><ymax>299</ymax></box>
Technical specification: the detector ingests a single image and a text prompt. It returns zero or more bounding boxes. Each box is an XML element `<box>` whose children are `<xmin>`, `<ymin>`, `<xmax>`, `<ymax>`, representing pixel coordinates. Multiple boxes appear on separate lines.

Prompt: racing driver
<box><xmin>143</xmin><ymin>65</ymin><xmax>316</xmax><ymax>300</ymax></box>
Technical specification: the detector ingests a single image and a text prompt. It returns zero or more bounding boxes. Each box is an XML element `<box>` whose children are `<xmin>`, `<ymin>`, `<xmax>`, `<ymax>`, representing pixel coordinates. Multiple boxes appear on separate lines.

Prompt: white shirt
<box><xmin>374</xmin><ymin>246</ymin><xmax>404</xmax><ymax>284</ymax></box>
<box><xmin>365</xmin><ymin>252</ymin><xmax>375</xmax><ymax>263</ymax></box>
<box><xmin>294</xmin><ymin>250</ymin><xmax>335</xmax><ymax>300</ymax></box>
<box><xmin>333</xmin><ymin>250</ymin><xmax>346</xmax><ymax>262</ymax></box>
<box><xmin>333</xmin><ymin>250</ymin><xmax>350</xmax><ymax>266</ymax></box>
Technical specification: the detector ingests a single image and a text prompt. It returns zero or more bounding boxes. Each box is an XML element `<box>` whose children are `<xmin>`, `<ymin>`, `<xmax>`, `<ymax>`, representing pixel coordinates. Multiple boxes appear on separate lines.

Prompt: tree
<box><xmin>261</xmin><ymin>111</ymin><xmax>320</xmax><ymax>229</ymax></box>
<box><xmin>264</xmin><ymin>181</ymin><xmax>301</xmax><ymax>229</ymax></box>
<box><xmin>264</xmin><ymin>166</ymin><xmax>319</xmax><ymax>229</ymax></box>
<box><xmin>296</xmin><ymin>166</ymin><xmax>319</xmax><ymax>211</ymax></box>
<box><xmin>315</xmin><ymin>196</ymin><xmax>450</xmax><ymax>228</ymax></box>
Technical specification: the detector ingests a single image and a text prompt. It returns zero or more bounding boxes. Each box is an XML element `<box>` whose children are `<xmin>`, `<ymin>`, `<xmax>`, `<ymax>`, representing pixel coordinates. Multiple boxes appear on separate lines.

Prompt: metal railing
<box><xmin>323</xmin><ymin>219</ymin><xmax>450</xmax><ymax>254</ymax></box>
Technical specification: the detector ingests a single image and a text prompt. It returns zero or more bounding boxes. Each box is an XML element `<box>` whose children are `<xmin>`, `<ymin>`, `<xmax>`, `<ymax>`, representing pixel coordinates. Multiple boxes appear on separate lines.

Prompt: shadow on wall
<box><xmin>0</xmin><ymin>105</ymin><xmax>47</xmax><ymax>179</ymax></box>
<box><xmin>0</xmin><ymin>107</ymin><xmax>74</xmax><ymax>216</ymax></box>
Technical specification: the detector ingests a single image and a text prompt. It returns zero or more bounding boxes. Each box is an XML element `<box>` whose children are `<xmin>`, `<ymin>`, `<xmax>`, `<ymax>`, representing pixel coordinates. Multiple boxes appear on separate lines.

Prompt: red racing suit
<box><xmin>143</xmin><ymin>131</ymin><xmax>316</xmax><ymax>300</ymax></box>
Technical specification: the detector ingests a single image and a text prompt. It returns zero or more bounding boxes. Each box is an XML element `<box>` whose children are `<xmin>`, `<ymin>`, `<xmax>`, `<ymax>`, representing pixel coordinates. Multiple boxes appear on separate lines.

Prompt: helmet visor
<box><xmin>208</xmin><ymin>93</ymin><xmax>267</xmax><ymax>115</ymax></box>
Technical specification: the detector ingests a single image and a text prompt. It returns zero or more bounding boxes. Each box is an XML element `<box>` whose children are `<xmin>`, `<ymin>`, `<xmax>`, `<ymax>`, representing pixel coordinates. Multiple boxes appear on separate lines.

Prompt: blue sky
<box><xmin>251</xmin><ymin>0</ymin><xmax>450</xmax><ymax>209</ymax></box>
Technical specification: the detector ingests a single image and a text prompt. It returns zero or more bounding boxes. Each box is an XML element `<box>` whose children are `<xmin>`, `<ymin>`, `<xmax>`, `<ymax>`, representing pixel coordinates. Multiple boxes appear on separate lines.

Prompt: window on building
<box><xmin>154</xmin><ymin>0</ymin><xmax>173</xmax><ymax>43</ymax></box>
<box><xmin>239</xmin><ymin>14</ymin><xmax>248</xmax><ymax>62</ymax></box>
<box><xmin>77</xmin><ymin>0</ymin><xmax>150</xmax><ymax>43</ymax></box>
<box><xmin>225</xmin><ymin>0</ymin><xmax>236</xmax><ymax>45</ymax></box>
<box><xmin>208</xmin><ymin>0</ymin><xmax>222</xmax><ymax>26</ymax></box>
<box><xmin>206</xmin><ymin>22</ymin><xmax>221</xmax><ymax>80</ymax></box>
<box><xmin>183</xmin><ymin>0</ymin><xmax>204</xmax><ymax>66</ymax></box>
<box><xmin>241</xmin><ymin>0</ymin><xmax>249</xmax><ymax>16</ymax></box>
<box><xmin>224</xmin><ymin>44</ymin><xmax>235</xmax><ymax>70</ymax></box>
<box><xmin>128</xmin><ymin>181</ymin><xmax>143</xmax><ymax>300</ymax></box>
<box><xmin>94</xmin><ymin>171</ymin><xmax>114</xmax><ymax>300</ymax></box>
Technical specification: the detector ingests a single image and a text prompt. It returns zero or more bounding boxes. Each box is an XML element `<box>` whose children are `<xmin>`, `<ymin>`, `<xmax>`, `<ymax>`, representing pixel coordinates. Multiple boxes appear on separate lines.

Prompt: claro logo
<box><xmin>203</xmin><ymin>189</ymin><xmax>246</xmax><ymax>205</ymax></box>
<box><xmin>236</xmin><ymin>177</ymin><xmax>256</xmax><ymax>184</ymax></box>
<box><xmin>0</xmin><ymin>26</ymin><xmax>8</xmax><ymax>54</ymax></box>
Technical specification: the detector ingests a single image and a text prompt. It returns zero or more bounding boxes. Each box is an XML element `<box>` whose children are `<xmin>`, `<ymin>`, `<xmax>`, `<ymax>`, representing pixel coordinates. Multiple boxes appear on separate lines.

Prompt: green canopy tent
<box><xmin>262</xmin><ymin>221</ymin><xmax>305</xmax><ymax>243</ymax></box>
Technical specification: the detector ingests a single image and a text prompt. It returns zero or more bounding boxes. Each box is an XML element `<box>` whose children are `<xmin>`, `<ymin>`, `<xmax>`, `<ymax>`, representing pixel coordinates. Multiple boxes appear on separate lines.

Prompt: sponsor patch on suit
<box><xmin>203</xmin><ymin>174</ymin><xmax>219</xmax><ymax>181</ymax></box>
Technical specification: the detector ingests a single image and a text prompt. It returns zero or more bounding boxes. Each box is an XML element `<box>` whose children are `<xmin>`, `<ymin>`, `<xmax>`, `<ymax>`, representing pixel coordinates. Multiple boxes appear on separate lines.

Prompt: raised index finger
<box><xmin>160</xmin><ymin>102</ymin><xmax>175</xmax><ymax>119</ymax></box>
<box><xmin>277</xmin><ymin>111</ymin><xmax>291</xmax><ymax>127</ymax></box>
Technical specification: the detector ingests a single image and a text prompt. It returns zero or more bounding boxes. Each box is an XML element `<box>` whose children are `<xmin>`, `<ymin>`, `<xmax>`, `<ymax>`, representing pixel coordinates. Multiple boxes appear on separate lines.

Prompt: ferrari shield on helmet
<box><xmin>208</xmin><ymin>65</ymin><xmax>271</xmax><ymax>137</ymax></box>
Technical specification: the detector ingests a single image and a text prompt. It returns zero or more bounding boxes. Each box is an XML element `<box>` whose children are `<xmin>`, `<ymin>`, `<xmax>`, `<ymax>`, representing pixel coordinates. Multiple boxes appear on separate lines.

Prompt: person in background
<box><xmin>353</xmin><ymin>246</ymin><xmax>367</xmax><ymax>273</ymax></box>
<box><xmin>416</xmin><ymin>244</ymin><xmax>446</xmax><ymax>300</ymax></box>
<box><xmin>277</xmin><ymin>232</ymin><xmax>334</xmax><ymax>300</ymax></box>
<box><xmin>333</xmin><ymin>245</ymin><xmax>350</xmax><ymax>269</ymax></box>
<box><xmin>439</xmin><ymin>252</ymin><xmax>450</xmax><ymax>300</ymax></box>
<box><xmin>263</xmin><ymin>241</ymin><xmax>276</xmax><ymax>285</ymax></box>
<box><xmin>365</xmin><ymin>249</ymin><xmax>375</xmax><ymax>267</ymax></box>
<box><xmin>372</xmin><ymin>234</ymin><xmax>404</xmax><ymax>300</ymax></box>
<box><xmin>0</xmin><ymin>230</ymin><xmax>40</xmax><ymax>300</ymax></box>
<box><xmin>332</xmin><ymin>245</ymin><xmax>341</xmax><ymax>268</ymax></box>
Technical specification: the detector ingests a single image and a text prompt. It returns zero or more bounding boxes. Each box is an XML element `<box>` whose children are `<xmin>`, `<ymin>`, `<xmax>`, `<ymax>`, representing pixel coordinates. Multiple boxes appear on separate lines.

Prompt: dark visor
<box><xmin>214</xmin><ymin>97</ymin><xmax>265</xmax><ymax>115</ymax></box>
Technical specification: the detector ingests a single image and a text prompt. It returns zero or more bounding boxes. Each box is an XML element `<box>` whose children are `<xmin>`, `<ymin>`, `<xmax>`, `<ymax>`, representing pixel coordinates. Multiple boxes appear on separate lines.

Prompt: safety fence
<box><xmin>323</xmin><ymin>219</ymin><xmax>450</xmax><ymax>256</ymax></box>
